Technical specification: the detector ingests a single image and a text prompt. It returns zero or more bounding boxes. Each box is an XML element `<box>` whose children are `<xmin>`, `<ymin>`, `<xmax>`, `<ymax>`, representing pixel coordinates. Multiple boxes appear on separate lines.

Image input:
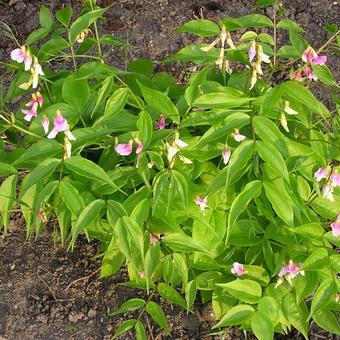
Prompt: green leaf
<box><xmin>185</xmin><ymin>279</ymin><xmax>197</xmax><ymax>312</ymax></box>
<box><xmin>56</xmin><ymin>6</ymin><xmax>73</xmax><ymax>27</ymax></box>
<box><xmin>184</xmin><ymin>67</ymin><xmax>209</xmax><ymax>106</ymax></box>
<box><xmin>290</xmin><ymin>223</ymin><xmax>324</xmax><ymax>240</ymax></box>
<box><xmin>213</xmin><ymin>304</ymin><xmax>255</xmax><ymax>328</ymax></box>
<box><xmin>0</xmin><ymin>162</ymin><xmax>17</xmax><ymax>176</ymax></box>
<box><xmin>137</xmin><ymin>111</ymin><xmax>153</xmax><ymax>147</ymax></box>
<box><xmin>277</xmin><ymin>45</ymin><xmax>301</xmax><ymax>58</ymax></box>
<box><xmin>251</xmin><ymin>311</ymin><xmax>274</xmax><ymax>340</ymax></box>
<box><xmin>138</xmin><ymin>81</ymin><xmax>179</xmax><ymax>124</ymax></box>
<box><xmin>221</xmin><ymin>14</ymin><xmax>273</xmax><ymax>31</ymax></box>
<box><xmin>176</xmin><ymin>19</ymin><xmax>220</xmax><ymax>36</ymax></box>
<box><xmin>258</xmin><ymin>33</ymin><xmax>275</xmax><ymax>45</ymax></box>
<box><xmin>282</xmin><ymin>293</ymin><xmax>308</xmax><ymax>339</ymax></box>
<box><xmin>135</xmin><ymin>320</ymin><xmax>147</xmax><ymax>340</ymax></box>
<box><xmin>0</xmin><ymin>174</ymin><xmax>17</xmax><ymax>233</ymax></box>
<box><xmin>71</xmin><ymin>199</ymin><xmax>105</xmax><ymax>247</ymax></box>
<box><xmin>39</xmin><ymin>5</ymin><xmax>53</xmax><ymax>29</ymax></box>
<box><xmin>263</xmin><ymin>181</ymin><xmax>293</xmax><ymax>226</ymax></box>
<box><xmin>282</xmin><ymin>81</ymin><xmax>329</xmax><ymax>119</ymax></box>
<box><xmin>227</xmin><ymin>180</ymin><xmax>262</xmax><ymax>244</ymax></box>
<box><xmin>313</xmin><ymin>310</ymin><xmax>340</xmax><ymax>335</ymax></box>
<box><xmin>26</xmin><ymin>27</ymin><xmax>51</xmax><ymax>45</ymax></box>
<box><xmin>111</xmin><ymin>298</ymin><xmax>145</xmax><ymax>315</ymax></box>
<box><xmin>13</xmin><ymin>140</ymin><xmax>63</xmax><ymax>168</ymax></box>
<box><xmin>59</xmin><ymin>181</ymin><xmax>84</xmax><ymax>216</ymax></box>
<box><xmin>256</xmin><ymin>0</ymin><xmax>275</xmax><ymax>8</ymax></box>
<box><xmin>121</xmin><ymin>216</ymin><xmax>144</xmax><ymax>259</ymax></box>
<box><xmin>302</xmin><ymin>248</ymin><xmax>330</xmax><ymax>271</ymax></box>
<box><xmin>208</xmin><ymin>141</ymin><xmax>254</xmax><ymax>193</ymax></box>
<box><xmin>312</xmin><ymin>65</ymin><xmax>336</xmax><ymax>86</ymax></box>
<box><xmin>193</xmin><ymin>92</ymin><xmax>252</xmax><ymax>109</ymax></box>
<box><xmin>101</xmin><ymin>238</ymin><xmax>125</xmax><ymax>277</ymax></box>
<box><xmin>216</xmin><ymin>279</ymin><xmax>262</xmax><ymax>304</ymax></box>
<box><xmin>144</xmin><ymin>243</ymin><xmax>160</xmax><ymax>291</ymax></box>
<box><xmin>62</xmin><ymin>76</ymin><xmax>90</xmax><ymax>112</ymax></box>
<box><xmin>163</xmin><ymin>233</ymin><xmax>208</xmax><ymax>253</ymax></box>
<box><xmin>277</xmin><ymin>19</ymin><xmax>304</xmax><ymax>32</ymax></box>
<box><xmin>20</xmin><ymin>158</ymin><xmax>60</xmax><ymax>197</ymax></box>
<box><xmin>309</xmin><ymin>279</ymin><xmax>336</xmax><ymax>319</ymax></box>
<box><xmin>256</xmin><ymin>141</ymin><xmax>289</xmax><ymax>182</ymax></box>
<box><xmin>145</xmin><ymin>301</ymin><xmax>169</xmax><ymax>332</ymax></box>
<box><xmin>68</xmin><ymin>8</ymin><xmax>106</xmax><ymax>44</ymax></box>
<box><xmin>64</xmin><ymin>156</ymin><xmax>121</xmax><ymax>193</ymax></box>
<box><xmin>38</xmin><ymin>36</ymin><xmax>70</xmax><ymax>62</ymax></box>
<box><xmin>113</xmin><ymin>319</ymin><xmax>136</xmax><ymax>338</ymax></box>
<box><xmin>158</xmin><ymin>283</ymin><xmax>187</xmax><ymax>309</ymax></box>
<box><xmin>104</xmin><ymin>88</ymin><xmax>129</xmax><ymax>117</ymax></box>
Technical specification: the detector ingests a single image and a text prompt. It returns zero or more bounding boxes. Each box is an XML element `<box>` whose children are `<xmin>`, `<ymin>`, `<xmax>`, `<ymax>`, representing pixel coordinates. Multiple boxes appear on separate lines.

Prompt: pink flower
<box><xmin>222</xmin><ymin>148</ymin><xmax>231</xmax><ymax>165</ymax></box>
<box><xmin>294</xmin><ymin>70</ymin><xmax>303</xmax><ymax>81</ymax></box>
<box><xmin>231</xmin><ymin>262</ymin><xmax>245</xmax><ymax>277</ymax></box>
<box><xmin>330</xmin><ymin>172</ymin><xmax>340</xmax><ymax>187</ymax></box>
<box><xmin>330</xmin><ymin>221</ymin><xmax>340</xmax><ymax>237</ymax></box>
<box><xmin>276</xmin><ymin>260</ymin><xmax>304</xmax><ymax>287</ymax></box>
<box><xmin>314</xmin><ymin>167</ymin><xmax>329</xmax><ymax>182</ymax></box>
<box><xmin>38</xmin><ymin>210</ymin><xmax>47</xmax><ymax>223</ymax></box>
<box><xmin>139</xmin><ymin>271</ymin><xmax>145</xmax><ymax>279</ymax></box>
<box><xmin>195</xmin><ymin>196</ymin><xmax>208</xmax><ymax>212</ymax></box>
<box><xmin>233</xmin><ymin>129</ymin><xmax>245</xmax><ymax>142</ymax></box>
<box><xmin>305</xmin><ymin>67</ymin><xmax>318</xmax><ymax>81</ymax></box>
<box><xmin>150</xmin><ymin>233</ymin><xmax>159</xmax><ymax>245</ymax></box>
<box><xmin>26</xmin><ymin>91</ymin><xmax>43</xmax><ymax>108</ymax></box>
<box><xmin>21</xmin><ymin>104</ymin><xmax>38</xmax><ymax>122</ymax></box>
<box><xmin>10</xmin><ymin>46</ymin><xmax>32</xmax><ymax>71</ymax></box>
<box><xmin>302</xmin><ymin>47</ymin><xmax>327</xmax><ymax>65</ymax></box>
<box><xmin>115</xmin><ymin>141</ymin><xmax>133</xmax><ymax>156</ymax></box>
<box><xmin>41</xmin><ymin>115</ymin><xmax>49</xmax><ymax>134</ymax></box>
<box><xmin>248</xmin><ymin>41</ymin><xmax>256</xmax><ymax>63</ymax></box>
<box><xmin>155</xmin><ymin>117</ymin><xmax>168</xmax><ymax>130</ymax></box>
<box><xmin>47</xmin><ymin>110</ymin><xmax>76</xmax><ymax>140</ymax></box>
<box><xmin>322</xmin><ymin>184</ymin><xmax>334</xmax><ymax>202</ymax></box>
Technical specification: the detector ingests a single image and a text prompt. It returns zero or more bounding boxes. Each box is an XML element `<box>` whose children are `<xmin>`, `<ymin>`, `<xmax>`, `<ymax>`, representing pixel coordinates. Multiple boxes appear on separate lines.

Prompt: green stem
<box><xmin>69</xmin><ymin>44</ymin><xmax>78</xmax><ymax>72</ymax></box>
<box><xmin>273</xmin><ymin>3</ymin><xmax>277</xmax><ymax>67</ymax></box>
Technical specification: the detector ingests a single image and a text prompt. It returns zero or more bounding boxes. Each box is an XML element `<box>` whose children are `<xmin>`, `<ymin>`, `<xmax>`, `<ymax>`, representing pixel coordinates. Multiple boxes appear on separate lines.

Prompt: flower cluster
<box><xmin>275</xmin><ymin>260</ymin><xmax>304</xmax><ymax>288</ymax></box>
<box><xmin>11</xmin><ymin>46</ymin><xmax>44</xmax><ymax>90</ymax></box>
<box><xmin>248</xmin><ymin>41</ymin><xmax>271</xmax><ymax>89</ymax></box>
<box><xmin>21</xmin><ymin>91</ymin><xmax>43</xmax><ymax>122</ymax></box>
<box><xmin>314</xmin><ymin>167</ymin><xmax>340</xmax><ymax>202</ymax></box>
<box><xmin>294</xmin><ymin>46</ymin><xmax>327</xmax><ymax>82</ymax></box>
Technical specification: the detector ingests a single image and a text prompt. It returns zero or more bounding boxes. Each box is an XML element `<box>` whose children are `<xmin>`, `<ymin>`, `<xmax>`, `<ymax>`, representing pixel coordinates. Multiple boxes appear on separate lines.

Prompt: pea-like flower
<box><xmin>155</xmin><ymin>116</ymin><xmax>168</xmax><ymax>130</ymax></box>
<box><xmin>41</xmin><ymin>115</ymin><xmax>49</xmax><ymax>134</ymax></box>
<box><xmin>275</xmin><ymin>260</ymin><xmax>304</xmax><ymax>288</ymax></box>
<box><xmin>305</xmin><ymin>66</ymin><xmax>318</xmax><ymax>81</ymax></box>
<box><xmin>323</xmin><ymin>184</ymin><xmax>334</xmax><ymax>202</ymax></box>
<box><xmin>330</xmin><ymin>172</ymin><xmax>340</xmax><ymax>187</ymax></box>
<box><xmin>47</xmin><ymin>111</ymin><xmax>76</xmax><ymax>140</ymax></box>
<box><xmin>302</xmin><ymin>46</ymin><xmax>327</xmax><ymax>65</ymax></box>
<box><xmin>248</xmin><ymin>41</ymin><xmax>256</xmax><ymax>63</ymax></box>
<box><xmin>115</xmin><ymin>140</ymin><xmax>133</xmax><ymax>156</ymax></box>
<box><xmin>10</xmin><ymin>45</ymin><xmax>32</xmax><ymax>71</ymax></box>
<box><xmin>222</xmin><ymin>148</ymin><xmax>231</xmax><ymax>165</ymax></box>
<box><xmin>283</xmin><ymin>100</ymin><xmax>298</xmax><ymax>116</ymax></box>
<box><xmin>314</xmin><ymin>167</ymin><xmax>330</xmax><ymax>182</ymax></box>
<box><xmin>19</xmin><ymin>57</ymin><xmax>44</xmax><ymax>90</ymax></box>
<box><xmin>21</xmin><ymin>104</ymin><xmax>38</xmax><ymax>122</ymax></box>
<box><xmin>195</xmin><ymin>196</ymin><xmax>208</xmax><ymax>212</ymax></box>
<box><xmin>231</xmin><ymin>262</ymin><xmax>245</xmax><ymax>277</ymax></box>
<box><xmin>330</xmin><ymin>220</ymin><xmax>340</xmax><ymax>237</ymax></box>
<box><xmin>232</xmin><ymin>129</ymin><xmax>246</xmax><ymax>142</ymax></box>
<box><xmin>166</xmin><ymin>132</ymin><xmax>191</xmax><ymax>165</ymax></box>
<box><xmin>76</xmin><ymin>29</ymin><xmax>89</xmax><ymax>43</ymax></box>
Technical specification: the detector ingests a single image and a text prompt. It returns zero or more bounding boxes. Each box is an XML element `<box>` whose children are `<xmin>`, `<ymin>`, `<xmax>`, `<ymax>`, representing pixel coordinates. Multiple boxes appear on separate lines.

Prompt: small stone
<box><xmin>68</xmin><ymin>311</ymin><xmax>85</xmax><ymax>323</ymax></box>
<box><xmin>88</xmin><ymin>309</ymin><xmax>97</xmax><ymax>318</ymax></box>
<box><xmin>10</xmin><ymin>264</ymin><xmax>15</xmax><ymax>271</ymax></box>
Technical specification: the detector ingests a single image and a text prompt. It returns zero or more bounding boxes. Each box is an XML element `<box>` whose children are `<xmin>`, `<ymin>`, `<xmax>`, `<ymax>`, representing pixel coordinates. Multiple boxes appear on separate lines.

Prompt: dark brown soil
<box><xmin>0</xmin><ymin>1</ymin><xmax>339</xmax><ymax>339</ymax></box>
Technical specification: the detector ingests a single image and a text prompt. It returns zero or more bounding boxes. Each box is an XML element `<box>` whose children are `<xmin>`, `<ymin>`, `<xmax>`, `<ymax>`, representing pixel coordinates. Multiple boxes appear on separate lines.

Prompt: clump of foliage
<box><xmin>0</xmin><ymin>0</ymin><xmax>339</xmax><ymax>338</ymax></box>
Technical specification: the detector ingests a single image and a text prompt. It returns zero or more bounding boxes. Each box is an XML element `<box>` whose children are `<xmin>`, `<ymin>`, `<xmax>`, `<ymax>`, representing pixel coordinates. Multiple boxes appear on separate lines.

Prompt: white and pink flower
<box><xmin>302</xmin><ymin>47</ymin><xmax>327</xmax><ymax>65</ymax></box>
<box><xmin>47</xmin><ymin>111</ymin><xmax>76</xmax><ymax>140</ymax></box>
<box><xmin>330</xmin><ymin>172</ymin><xmax>340</xmax><ymax>187</ymax></box>
<box><xmin>233</xmin><ymin>129</ymin><xmax>246</xmax><ymax>142</ymax></box>
<box><xmin>195</xmin><ymin>196</ymin><xmax>208</xmax><ymax>212</ymax></box>
<box><xmin>155</xmin><ymin>117</ymin><xmax>168</xmax><ymax>130</ymax></box>
<box><xmin>41</xmin><ymin>115</ymin><xmax>49</xmax><ymax>134</ymax></box>
<box><xmin>314</xmin><ymin>167</ymin><xmax>330</xmax><ymax>182</ymax></box>
<box><xmin>330</xmin><ymin>220</ymin><xmax>340</xmax><ymax>237</ymax></box>
<box><xmin>222</xmin><ymin>148</ymin><xmax>231</xmax><ymax>165</ymax></box>
<box><xmin>248</xmin><ymin>41</ymin><xmax>256</xmax><ymax>63</ymax></box>
<box><xmin>276</xmin><ymin>260</ymin><xmax>304</xmax><ymax>288</ymax></box>
<box><xmin>231</xmin><ymin>262</ymin><xmax>245</xmax><ymax>277</ymax></box>
<box><xmin>11</xmin><ymin>45</ymin><xmax>32</xmax><ymax>71</ymax></box>
<box><xmin>115</xmin><ymin>140</ymin><xmax>133</xmax><ymax>156</ymax></box>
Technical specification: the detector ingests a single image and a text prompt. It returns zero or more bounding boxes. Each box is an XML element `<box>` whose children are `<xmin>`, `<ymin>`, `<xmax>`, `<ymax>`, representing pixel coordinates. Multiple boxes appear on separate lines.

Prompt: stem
<box><xmin>90</xmin><ymin>1</ymin><xmax>103</xmax><ymax>61</ymax></box>
<box><xmin>69</xmin><ymin>44</ymin><xmax>78</xmax><ymax>72</ymax></box>
<box><xmin>317</xmin><ymin>30</ymin><xmax>340</xmax><ymax>54</ymax></box>
<box><xmin>43</xmin><ymin>79</ymin><xmax>53</xmax><ymax>103</ymax></box>
<box><xmin>273</xmin><ymin>2</ymin><xmax>277</xmax><ymax>67</ymax></box>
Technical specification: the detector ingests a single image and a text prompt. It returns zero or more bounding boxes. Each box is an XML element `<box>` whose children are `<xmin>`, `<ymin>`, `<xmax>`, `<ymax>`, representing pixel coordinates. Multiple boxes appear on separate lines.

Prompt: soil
<box><xmin>0</xmin><ymin>0</ymin><xmax>339</xmax><ymax>339</ymax></box>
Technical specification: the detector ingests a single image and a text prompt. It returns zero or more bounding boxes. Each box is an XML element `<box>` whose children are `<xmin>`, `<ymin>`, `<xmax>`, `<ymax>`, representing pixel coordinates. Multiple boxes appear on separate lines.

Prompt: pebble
<box><xmin>68</xmin><ymin>311</ymin><xmax>85</xmax><ymax>323</ymax></box>
<box><xmin>88</xmin><ymin>309</ymin><xmax>97</xmax><ymax>318</ymax></box>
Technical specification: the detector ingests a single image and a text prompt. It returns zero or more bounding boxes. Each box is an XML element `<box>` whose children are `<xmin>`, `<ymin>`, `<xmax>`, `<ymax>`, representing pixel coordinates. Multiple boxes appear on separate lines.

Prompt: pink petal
<box><xmin>305</xmin><ymin>67</ymin><xmax>318</xmax><ymax>81</ymax></box>
<box><xmin>248</xmin><ymin>46</ymin><xmax>256</xmax><ymax>63</ymax></box>
<box><xmin>54</xmin><ymin>113</ymin><xmax>68</xmax><ymax>132</ymax></box>
<box><xmin>222</xmin><ymin>148</ymin><xmax>231</xmax><ymax>165</ymax></box>
<box><xmin>231</xmin><ymin>262</ymin><xmax>245</xmax><ymax>276</ymax></box>
<box><xmin>314</xmin><ymin>167</ymin><xmax>329</xmax><ymax>182</ymax></box>
<box><xmin>311</xmin><ymin>55</ymin><xmax>327</xmax><ymax>65</ymax></box>
<box><xmin>41</xmin><ymin>116</ymin><xmax>49</xmax><ymax>134</ymax></box>
<box><xmin>330</xmin><ymin>173</ymin><xmax>340</xmax><ymax>187</ymax></box>
<box><xmin>36</xmin><ymin>92</ymin><xmax>43</xmax><ymax>107</ymax></box>
<box><xmin>136</xmin><ymin>141</ymin><xmax>143</xmax><ymax>154</ymax></box>
<box><xmin>294</xmin><ymin>70</ymin><xmax>303</xmax><ymax>81</ymax></box>
<box><xmin>10</xmin><ymin>48</ymin><xmax>25</xmax><ymax>63</ymax></box>
<box><xmin>115</xmin><ymin>143</ymin><xmax>133</xmax><ymax>156</ymax></box>
<box><xmin>330</xmin><ymin>221</ymin><xmax>340</xmax><ymax>237</ymax></box>
<box><xmin>194</xmin><ymin>196</ymin><xmax>208</xmax><ymax>211</ymax></box>
<box><xmin>150</xmin><ymin>233</ymin><xmax>159</xmax><ymax>245</ymax></box>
